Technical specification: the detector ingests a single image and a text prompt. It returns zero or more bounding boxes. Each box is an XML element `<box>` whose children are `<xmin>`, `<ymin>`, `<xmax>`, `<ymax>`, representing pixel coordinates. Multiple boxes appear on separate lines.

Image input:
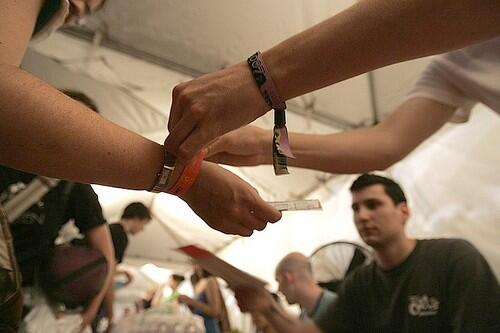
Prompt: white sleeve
<box><xmin>405</xmin><ymin>59</ymin><xmax>476</xmax><ymax>123</ymax></box>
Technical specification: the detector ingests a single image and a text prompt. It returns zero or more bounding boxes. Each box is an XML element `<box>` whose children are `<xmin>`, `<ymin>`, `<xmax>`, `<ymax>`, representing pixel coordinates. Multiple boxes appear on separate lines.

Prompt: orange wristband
<box><xmin>167</xmin><ymin>149</ymin><xmax>207</xmax><ymax>196</ymax></box>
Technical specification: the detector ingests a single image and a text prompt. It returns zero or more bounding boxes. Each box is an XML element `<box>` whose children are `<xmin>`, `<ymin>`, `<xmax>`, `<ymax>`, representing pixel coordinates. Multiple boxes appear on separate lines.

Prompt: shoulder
<box><xmin>417</xmin><ymin>238</ymin><xmax>485</xmax><ymax>266</ymax></box>
<box><xmin>347</xmin><ymin>262</ymin><xmax>374</xmax><ymax>281</ymax></box>
<box><xmin>419</xmin><ymin>238</ymin><xmax>478</xmax><ymax>255</ymax></box>
<box><xmin>67</xmin><ymin>183</ymin><xmax>100</xmax><ymax>203</ymax></box>
<box><xmin>339</xmin><ymin>263</ymin><xmax>375</xmax><ymax>295</ymax></box>
<box><xmin>109</xmin><ymin>223</ymin><xmax>125</xmax><ymax>234</ymax></box>
<box><xmin>109</xmin><ymin>223</ymin><xmax>127</xmax><ymax>240</ymax></box>
<box><xmin>70</xmin><ymin>183</ymin><xmax>98</xmax><ymax>195</ymax></box>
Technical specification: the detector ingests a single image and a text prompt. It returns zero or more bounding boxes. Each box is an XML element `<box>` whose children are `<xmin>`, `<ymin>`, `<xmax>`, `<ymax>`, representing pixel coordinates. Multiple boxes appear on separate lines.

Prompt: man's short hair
<box><xmin>61</xmin><ymin>90</ymin><xmax>99</xmax><ymax>113</ymax></box>
<box><xmin>121</xmin><ymin>202</ymin><xmax>151</xmax><ymax>221</ymax></box>
<box><xmin>350</xmin><ymin>174</ymin><xmax>407</xmax><ymax>205</ymax></box>
<box><xmin>276</xmin><ymin>252</ymin><xmax>313</xmax><ymax>282</ymax></box>
<box><xmin>171</xmin><ymin>274</ymin><xmax>185</xmax><ymax>283</ymax></box>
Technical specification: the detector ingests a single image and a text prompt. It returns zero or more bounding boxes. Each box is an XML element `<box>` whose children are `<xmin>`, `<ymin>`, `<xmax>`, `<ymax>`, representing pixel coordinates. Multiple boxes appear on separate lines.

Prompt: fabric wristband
<box><xmin>247</xmin><ymin>51</ymin><xmax>294</xmax><ymax>175</ymax></box>
<box><xmin>167</xmin><ymin>149</ymin><xmax>207</xmax><ymax>196</ymax></box>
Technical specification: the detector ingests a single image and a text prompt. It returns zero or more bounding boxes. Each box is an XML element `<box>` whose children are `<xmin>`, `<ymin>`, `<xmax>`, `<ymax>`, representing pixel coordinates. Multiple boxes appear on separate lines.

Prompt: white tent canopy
<box><xmin>19</xmin><ymin>1</ymin><xmax>500</xmax><ymax>326</ymax></box>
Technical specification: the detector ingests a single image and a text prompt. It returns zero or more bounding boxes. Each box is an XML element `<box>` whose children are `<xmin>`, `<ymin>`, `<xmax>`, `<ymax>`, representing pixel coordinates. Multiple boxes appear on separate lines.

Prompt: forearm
<box><xmin>289</xmin><ymin>128</ymin><xmax>402</xmax><ymax>173</ymax></box>
<box><xmin>0</xmin><ymin>64</ymin><xmax>162</xmax><ymax>189</ymax></box>
<box><xmin>258</xmin><ymin>127</ymin><xmax>402</xmax><ymax>173</ymax></box>
<box><xmin>103</xmin><ymin>274</ymin><xmax>115</xmax><ymax>320</ymax></box>
<box><xmin>264</xmin><ymin>0</ymin><xmax>500</xmax><ymax>100</ymax></box>
<box><xmin>258</xmin><ymin>98</ymin><xmax>453</xmax><ymax>173</ymax></box>
<box><xmin>85</xmin><ymin>226</ymin><xmax>116</xmax><ymax>318</ymax></box>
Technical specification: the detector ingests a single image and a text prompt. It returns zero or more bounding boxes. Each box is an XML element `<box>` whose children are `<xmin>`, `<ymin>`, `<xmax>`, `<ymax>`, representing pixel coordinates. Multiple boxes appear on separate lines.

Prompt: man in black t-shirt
<box><xmin>0</xmin><ymin>165</ymin><xmax>115</xmax><ymax>326</ymax></box>
<box><xmin>108</xmin><ymin>202</ymin><xmax>151</xmax><ymax>264</ymax></box>
<box><xmin>234</xmin><ymin>174</ymin><xmax>500</xmax><ymax>333</ymax></box>
<box><xmin>92</xmin><ymin>202</ymin><xmax>150</xmax><ymax>332</ymax></box>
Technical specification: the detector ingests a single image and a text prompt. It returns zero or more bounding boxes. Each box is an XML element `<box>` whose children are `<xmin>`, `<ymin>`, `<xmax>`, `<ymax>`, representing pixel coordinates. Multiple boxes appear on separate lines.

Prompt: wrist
<box><xmin>177</xmin><ymin>161</ymin><xmax>208</xmax><ymax>201</ymax></box>
<box><xmin>165</xmin><ymin>160</ymin><xmax>185</xmax><ymax>189</ymax></box>
<box><xmin>237</xmin><ymin>61</ymin><xmax>270</xmax><ymax>117</ymax></box>
<box><xmin>166</xmin><ymin>149</ymin><xmax>206</xmax><ymax>196</ymax></box>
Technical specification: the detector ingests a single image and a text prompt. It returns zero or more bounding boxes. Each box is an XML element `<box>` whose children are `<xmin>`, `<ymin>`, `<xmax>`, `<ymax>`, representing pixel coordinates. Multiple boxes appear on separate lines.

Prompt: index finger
<box><xmin>167</xmin><ymin>84</ymin><xmax>185</xmax><ymax>132</ymax></box>
<box><xmin>251</xmin><ymin>198</ymin><xmax>282</xmax><ymax>224</ymax></box>
<box><xmin>164</xmin><ymin>113</ymin><xmax>198</xmax><ymax>158</ymax></box>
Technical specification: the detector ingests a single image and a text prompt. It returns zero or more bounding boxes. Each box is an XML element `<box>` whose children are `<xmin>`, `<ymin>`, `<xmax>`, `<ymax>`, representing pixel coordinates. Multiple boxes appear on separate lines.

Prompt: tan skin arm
<box><xmin>166</xmin><ymin>0</ymin><xmax>500</xmax><ymax>162</ymax></box>
<box><xmin>0</xmin><ymin>0</ymin><xmax>162</xmax><ymax>188</ymax></box>
<box><xmin>80</xmin><ymin>225</ymin><xmax>115</xmax><ymax>328</ymax></box>
<box><xmin>207</xmin><ymin>98</ymin><xmax>456</xmax><ymax>173</ymax></box>
<box><xmin>265</xmin><ymin>0</ymin><xmax>500</xmax><ymax>101</ymax></box>
<box><xmin>0</xmin><ymin>1</ymin><xmax>281</xmax><ymax>237</ymax></box>
<box><xmin>286</xmin><ymin>98</ymin><xmax>455</xmax><ymax>172</ymax></box>
<box><xmin>101</xmin><ymin>261</ymin><xmax>119</xmax><ymax>324</ymax></box>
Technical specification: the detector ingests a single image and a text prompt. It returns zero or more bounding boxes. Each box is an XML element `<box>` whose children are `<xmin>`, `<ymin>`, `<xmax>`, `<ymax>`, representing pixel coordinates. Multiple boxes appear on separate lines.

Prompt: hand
<box><xmin>206</xmin><ymin>125</ymin><xmax>272</xmax><ymax>166</ymax></box>
<box><xmin>165</xmin><ymin>62</ymin><xmax>270</xmax><ymax>164</ymax></box>
<box><xmin>234</xmin><ymin>286</ymin><xmax>274</xmax><ymax>313</ymax></box>
<box><xmin>177</xmin><ymin>294</ymin><xmax>193</xmax><ymax>306</ymax></box>
<box><xmin>180</xmin><ymin>162</ymin><xmax>282</xmax><ymax>236</ymax></box>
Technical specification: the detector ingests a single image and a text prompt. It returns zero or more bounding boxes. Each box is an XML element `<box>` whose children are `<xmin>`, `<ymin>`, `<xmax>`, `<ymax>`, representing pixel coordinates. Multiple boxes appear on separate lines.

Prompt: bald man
<box><xmin>275</xmin><ymin>252</ymin><xmax>337</xmax><ymax>323</ymax></box>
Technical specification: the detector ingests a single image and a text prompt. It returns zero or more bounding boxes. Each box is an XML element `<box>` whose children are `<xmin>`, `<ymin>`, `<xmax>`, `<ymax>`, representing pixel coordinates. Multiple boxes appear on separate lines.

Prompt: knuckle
<box><xmin>177</xmin><ymin>90</ymin><xmax>190</xmax><ymax>106</ymax></box>
<box><xmin>189</xmin><ymin>104</ymin><xmax>206</xmax><ymax>120</ymax></box>
<box><xmin>172</xmin><ymin>84</ymin><xmax>184</xmax><ymax>99</ymax></box>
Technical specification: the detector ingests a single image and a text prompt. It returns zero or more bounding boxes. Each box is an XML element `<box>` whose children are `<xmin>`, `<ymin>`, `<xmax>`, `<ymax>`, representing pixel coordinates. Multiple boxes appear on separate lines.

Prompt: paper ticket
<box><xmin>267</xmin><ymin>199</ymin><xmax>322</xmax><ymax>211</ymax></box>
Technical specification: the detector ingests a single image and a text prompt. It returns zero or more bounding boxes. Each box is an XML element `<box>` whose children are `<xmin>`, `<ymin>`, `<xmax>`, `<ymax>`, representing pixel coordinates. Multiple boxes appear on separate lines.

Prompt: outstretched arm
<box><xmin>207</xmin><ymin>98</ymin><xmax>455</xmax><ymax>173</ymax></box>
<box><xmin>166</xmin><ymin>0</ymin><xmax>500</xmax><ymax>162</ymax></box>
<box><xmin>0</xmin><ymin>1</ymin><xmax>281</xmax><ymax>236</ymax></box>
<box><xmin>0</xmin><ymin>0</ymin><xmax>163</xmax><ymax>188</ymax></box>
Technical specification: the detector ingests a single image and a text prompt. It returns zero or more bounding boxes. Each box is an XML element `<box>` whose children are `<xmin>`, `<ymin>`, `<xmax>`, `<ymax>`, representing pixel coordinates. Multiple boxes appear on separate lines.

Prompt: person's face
<box><xmin>351</xmin><ymin>184</ymin><xmax>409</xmax><ymax>248</ymax></box>
<box><xmin>129</xmin><ymin>218</ymin><xmax>149</xmax><ymax>235</ymax></box>
<box><xmin>275</xmin><ymin>271</ymin><xmax>297</xmax><ymax>305</ymax></box>
<box><xmin>64</xmin><ymin>0</ymin><xmax>105</xmax><ymax>26</ymax></box>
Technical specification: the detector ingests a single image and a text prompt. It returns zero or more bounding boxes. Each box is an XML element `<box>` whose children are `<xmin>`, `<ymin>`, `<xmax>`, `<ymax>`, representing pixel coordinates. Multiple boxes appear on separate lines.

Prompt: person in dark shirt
<box><xmin>234</xmin><ymin>174</ymin><xmax>500</xmax><ymax>333</ymax></box>
<box><xmin>0</xmin><ymin>166</ymin><xmax>115</xmax><ymax>327</ymax></box>
<box><xmin>92</xmin><ymin>202</ymin><xmax>150</xmax><ymax>332</ymax></box>
<box><xmin>108</xmin><ymin>202</ymin><xmax>151</xmax><ymax>264</ymax></box>
<box><xmin>0</xmin><ymin>167</ymin><xmax>108</xmax><ymax>286</ymax></box>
